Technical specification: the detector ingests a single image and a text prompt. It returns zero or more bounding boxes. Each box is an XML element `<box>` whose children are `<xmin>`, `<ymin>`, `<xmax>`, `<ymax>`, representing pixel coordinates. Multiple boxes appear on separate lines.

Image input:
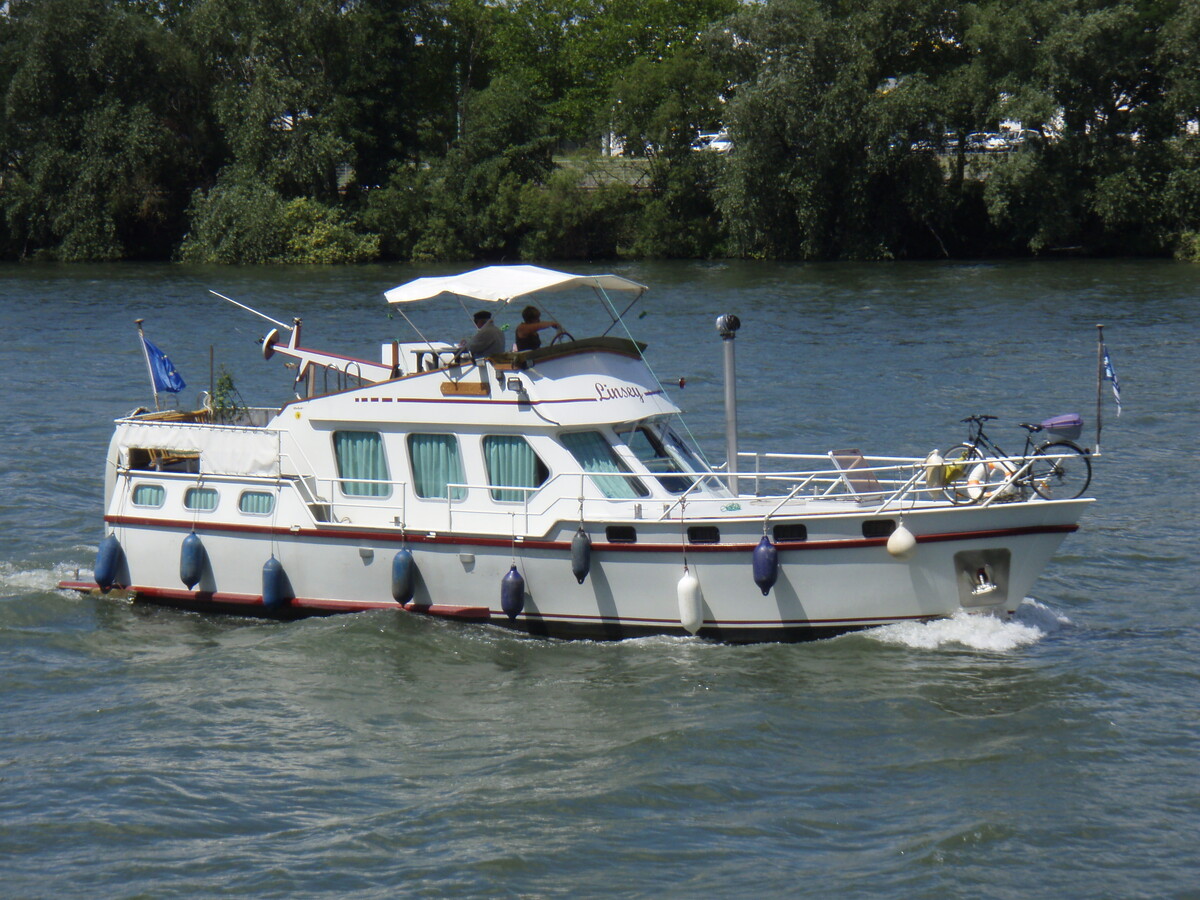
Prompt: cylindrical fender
<box><xmin>262</xmin><ymin>556</ymin><xmax>288</xmax><ymax>610</ymax></box>
<box><xmin>571</xmin><ymin>529</ymin><xmax>592</xmax><ymax>584</ymax></box>
<box><xmin>180</xmin><ymin>532</ymin><xmax>207</xmax><ymax>590</ymax></box>
<box><xmin>501</xmin><ymin>565</ymin><xmax>525</xmax><ymax>621</ymax></box>
<box><xmin>391</xmin><ymin>548</ymin><xmax>416</xmax><ymax>604</ymax></box>
<box><xmin>752</xmin><ymin>535</ymin><xmax>778</xmax><ymax>596</ymax></box>
<box><xmin>94</xmin><ymin>534</ymin><xmax>124</xmax><ymax>593</ymax></box>
<box><xmin>677</xmin><ymin>568</ymin><xmax>704</xmax><ymax>634</ymax></box>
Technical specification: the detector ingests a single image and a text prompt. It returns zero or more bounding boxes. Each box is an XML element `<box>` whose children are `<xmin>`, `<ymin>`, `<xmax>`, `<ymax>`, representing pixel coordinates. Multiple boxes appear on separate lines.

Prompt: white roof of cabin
<box><xmin>384</xmin><ymin>265</ymin><xmax>646</xmax><ymax>305</ymax></box>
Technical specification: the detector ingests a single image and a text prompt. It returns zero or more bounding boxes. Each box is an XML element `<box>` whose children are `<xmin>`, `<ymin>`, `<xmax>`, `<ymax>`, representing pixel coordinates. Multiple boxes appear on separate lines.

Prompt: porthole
<box><xmin>773</xmin><ymin>523</ymin><xmax>808</xmax><ymax>542</ymax></box>
<box><xmin>131</xmin><ymin>484</ymin><xmax>165</xmax><ymax>508</ymax></box>
<box><xmin>605</xmin><ymin>525</ymin><xmax>637</xmax><ymax>544</ymax></box>
<box><xmin>862</xmin><ymin>519</ymin><xmax>896</xmax><ymax>539</ymax></box>
<box><xmin>184</xmin><ymin>487</ymin><xmax>219</xmax><ymax>511</ymax></box>
<box><xmin>238</xmin><ymin>491</ymin><xmax>275</xmax><ymax>515</ymax></box>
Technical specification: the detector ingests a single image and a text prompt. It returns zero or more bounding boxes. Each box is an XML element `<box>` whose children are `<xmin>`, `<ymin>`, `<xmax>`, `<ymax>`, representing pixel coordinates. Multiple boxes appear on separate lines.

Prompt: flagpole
<box><xmin>1095</xmin><ymin>324</ymin><xmax>1104</xmax><ymax>457</ymax></box>
<box><xmin>135</xmin><ymin>318</ymin><xmax>161</xmax><ymax>411</ymax></box>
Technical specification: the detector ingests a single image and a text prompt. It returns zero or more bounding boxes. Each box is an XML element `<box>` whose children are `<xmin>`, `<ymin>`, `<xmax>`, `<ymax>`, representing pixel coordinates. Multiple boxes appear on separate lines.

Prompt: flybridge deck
<box><xmin>66</xmin><ymin>266</ymin><xmax>1093</xmax><ymax>642</ymax></box>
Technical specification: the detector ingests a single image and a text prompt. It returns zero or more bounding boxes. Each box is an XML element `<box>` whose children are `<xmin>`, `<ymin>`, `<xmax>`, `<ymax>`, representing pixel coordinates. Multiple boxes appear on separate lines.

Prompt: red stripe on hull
<box><xmin>104</xmin><ymin>515</ymin><xmax>1077</xmax><ymax>553</ymax></box>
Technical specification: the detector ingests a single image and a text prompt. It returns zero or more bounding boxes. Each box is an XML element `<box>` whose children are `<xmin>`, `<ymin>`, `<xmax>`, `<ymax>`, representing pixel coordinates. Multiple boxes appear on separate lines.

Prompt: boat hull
<box><xmin>73</xmin><ymin>500</ymin><xmax>1086</xmax><ymax>642</ymax></box>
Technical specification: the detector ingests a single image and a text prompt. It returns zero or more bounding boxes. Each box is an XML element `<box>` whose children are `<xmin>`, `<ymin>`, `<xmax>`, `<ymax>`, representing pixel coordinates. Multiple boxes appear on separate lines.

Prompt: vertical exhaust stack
<box><xmin>716</xmin><ymin>314</ymin><xmax>741</xmax><ymax>494</ymax></box>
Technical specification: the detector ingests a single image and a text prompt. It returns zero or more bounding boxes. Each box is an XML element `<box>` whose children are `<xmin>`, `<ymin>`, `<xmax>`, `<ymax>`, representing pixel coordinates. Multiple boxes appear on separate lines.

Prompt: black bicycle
<box><xmin>940</xmin><ymin>414</ymin><xmax>1092</xmax><ymax>503</ymax></box>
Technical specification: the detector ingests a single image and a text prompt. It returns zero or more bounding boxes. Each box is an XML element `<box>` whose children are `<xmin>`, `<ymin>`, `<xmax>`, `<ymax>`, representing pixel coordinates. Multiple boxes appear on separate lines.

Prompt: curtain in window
<box><xmin>239</xmin><ymin>491</ymin><xmax>275</xmax><ymax>515</ymax></box>
<box><xmin>484</xmin><ymin>436</ymin><xmax>541</xmax><ymax>502</ymax></box>
<box><xmin>132</xmin><ymin>484</ymin><xmax>165</xmax><ymax>507</ymax></box>
<box><xmin>184</xmin><ymin>487</ymin><xmax>218</xmax><ymax>510</ymax></box>
<box><xmin>334</xmin><ymin>431</ymin><xmax>390</xmax><ymax>497</ymax></box>
<box><xmin>409</xmin><ymin>434</ymin><xmax>466</xmax><ymax>500</ymax></box>
<box><xmin>561</xmin><ymin>431</ymin><xmax>646</xmax><ymax>499</ymax></box>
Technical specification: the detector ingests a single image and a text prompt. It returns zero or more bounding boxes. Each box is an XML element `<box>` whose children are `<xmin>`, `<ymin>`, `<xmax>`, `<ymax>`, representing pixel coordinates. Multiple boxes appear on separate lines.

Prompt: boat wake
<box><xmin>864</xmin><ymin>599</ymin><xmax>1070</xmax><ymax>652</ymax></box>
<box><xmin>1</xmin><ymin>559</ymin><xmax>90</xmax><ymax>596</ymax></box>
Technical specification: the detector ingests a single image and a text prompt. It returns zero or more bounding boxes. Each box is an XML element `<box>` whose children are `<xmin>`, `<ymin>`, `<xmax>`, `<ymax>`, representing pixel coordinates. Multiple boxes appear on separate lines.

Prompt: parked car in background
<box><xmin>692</xmin><ymin>131</ymin><xmax>732</xmax><ymax>152</ymax></box>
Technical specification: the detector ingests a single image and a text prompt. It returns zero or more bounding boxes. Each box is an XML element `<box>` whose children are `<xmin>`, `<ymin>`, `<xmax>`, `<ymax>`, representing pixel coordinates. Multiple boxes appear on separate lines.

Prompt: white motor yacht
<box><xmin>63</xmin><ymin>265</ymin><xmax>1092</xmax><ymax>642</ymax></box>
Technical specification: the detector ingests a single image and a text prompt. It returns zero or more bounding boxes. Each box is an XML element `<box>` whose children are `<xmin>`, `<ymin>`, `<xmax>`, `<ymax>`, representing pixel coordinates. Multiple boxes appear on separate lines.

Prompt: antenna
<box><xmin>209</xmin><ymin>290</ymin><xmax>291</xmax><ymax>331</ymax></box>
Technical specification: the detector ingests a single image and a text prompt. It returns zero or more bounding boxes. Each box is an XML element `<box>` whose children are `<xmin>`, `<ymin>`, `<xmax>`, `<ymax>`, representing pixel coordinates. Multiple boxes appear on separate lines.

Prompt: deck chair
<box><xmin>828</xmin><ymin>449</ymin><xmax>884</xmax><ymax>499</ymax></box>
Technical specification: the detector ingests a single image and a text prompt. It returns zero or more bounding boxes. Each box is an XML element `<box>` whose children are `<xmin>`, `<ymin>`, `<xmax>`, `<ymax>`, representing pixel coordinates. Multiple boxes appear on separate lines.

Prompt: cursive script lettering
<box><xmin>595</xmin><ymin>383</ymin><xmax>644</xmax><ymax>402</ymax></box>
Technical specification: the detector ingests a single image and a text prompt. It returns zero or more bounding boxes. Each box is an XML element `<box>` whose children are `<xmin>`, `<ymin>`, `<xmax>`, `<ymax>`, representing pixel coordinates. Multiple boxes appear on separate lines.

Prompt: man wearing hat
<box><xmin>462</xmin><ymin>310</ymin><xmax>505</xmax><ymax>360</ymax></box>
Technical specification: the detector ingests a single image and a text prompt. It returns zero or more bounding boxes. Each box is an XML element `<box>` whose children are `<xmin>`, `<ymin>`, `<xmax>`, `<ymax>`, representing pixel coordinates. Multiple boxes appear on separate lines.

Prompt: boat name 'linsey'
<box><xmin>596</xmin><ymin>382</ymin><xmax>643</xmax><ymax>402</ymax></box>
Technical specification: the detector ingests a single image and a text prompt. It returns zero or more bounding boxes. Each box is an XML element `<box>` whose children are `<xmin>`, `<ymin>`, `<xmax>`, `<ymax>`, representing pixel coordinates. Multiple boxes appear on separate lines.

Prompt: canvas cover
<box><xmin>385</xmin><ymin>265</ymin><xmax>647</xmax><ymax>305</ymax></box>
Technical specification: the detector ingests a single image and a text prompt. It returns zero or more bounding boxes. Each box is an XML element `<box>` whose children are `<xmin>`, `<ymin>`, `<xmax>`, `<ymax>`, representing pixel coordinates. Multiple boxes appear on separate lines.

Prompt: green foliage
<box><xmin>518</xmin><ymin>168</ymin><xmax>636</xmax><ymax>259</ymax></box>
<box><xmin>208</xmin><ymin>366</ymin><xmax>247</xmax><ymax>425</ymax></box>
<box><xmin>282</xmin><ymin>198</ymin><xmax>380</xmax><ymax>264</ymax></box>
<box><xmin>1175</xmin><ymin>232</ymin><xmax>1200</xmax><ymax>262</ymax></box>
<box><xmin>2</xmin><ymin>0</ymin><xmax>1199</xmax><ymax>262</ymax></box>
<box><xmin>0</xmin><ymin>0</ymin><xmax>212</xmax><ymax>259</ymax></box>
<box><xmin>178</xmin><ymin>175</ymin><xmax>289</xmax><ymax>263</ymax></box>
<box><xmin>180</xmin><ymin>172</ymin><xmax>378</xmax><ymax>263</ymax></box>
<box><xmin>714</xmin><ymin>0</ymin><xmax>960</xmax><ymax>259</ymax></box>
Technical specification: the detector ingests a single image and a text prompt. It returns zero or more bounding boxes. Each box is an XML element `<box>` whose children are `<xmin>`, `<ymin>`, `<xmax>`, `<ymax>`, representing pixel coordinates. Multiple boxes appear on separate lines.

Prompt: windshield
<box><xmin>615</xmin><ymin>422</ymin><xmax>726</xmax><ymax>495</ymax></box>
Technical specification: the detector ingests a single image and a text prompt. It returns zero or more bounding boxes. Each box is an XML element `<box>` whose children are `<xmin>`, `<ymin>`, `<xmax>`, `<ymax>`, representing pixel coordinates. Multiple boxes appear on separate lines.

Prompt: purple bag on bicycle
<box><xmin>1042</xmin><ymin>413</ymin><xmax>1083</xmax><ymax>441</ymax></box>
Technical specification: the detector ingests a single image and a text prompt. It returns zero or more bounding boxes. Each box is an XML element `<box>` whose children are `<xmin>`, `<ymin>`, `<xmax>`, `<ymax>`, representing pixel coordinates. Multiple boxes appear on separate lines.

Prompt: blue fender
<box><xmin>391</xmin><ymin>548</ymin><xmax>415</xmax><ymax>604</ymax></box>
<box><xmin>262</xmin><ymin>556</ymin><xmax>288</xmax><ymax>610</ymax></box>
<box><xmin>752</xmin><ymin>535</ymin><xmax>779</xmax><ymax>596</ymax></box>
<box><xmin>501</xmin><ymin>565</ymin><xmax>525</xmax><ymax>621</ymax></box>
<box><xmin>180</xmin><ymin>532</ymin><xmax>207</xmax><ymax>590</ymax></box>
<box><xmin>94</xmin><ymin>534</ymin><xmax>124</xmax><ymax>593</ymax></box>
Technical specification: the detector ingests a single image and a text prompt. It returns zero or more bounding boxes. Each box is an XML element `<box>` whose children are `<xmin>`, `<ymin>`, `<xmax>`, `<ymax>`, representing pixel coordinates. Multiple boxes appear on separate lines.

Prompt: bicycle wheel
<box><xmin>939</xmin><ymin>443</ymin><xmax>982</xmax><ymax>504</ymax></box>
<box><xmin>1029</xmin><ymin>441</ymin><xmax>1092</xmax><ymax>499</ymax></box>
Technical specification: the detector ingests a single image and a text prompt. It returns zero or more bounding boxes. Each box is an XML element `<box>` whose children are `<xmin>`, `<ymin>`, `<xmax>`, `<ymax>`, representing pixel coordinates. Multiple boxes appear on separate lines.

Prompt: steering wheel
<box><xmin>550</xmin><ymin>330</ymin><xmax>575</xmax><ymax>346</ymax></box>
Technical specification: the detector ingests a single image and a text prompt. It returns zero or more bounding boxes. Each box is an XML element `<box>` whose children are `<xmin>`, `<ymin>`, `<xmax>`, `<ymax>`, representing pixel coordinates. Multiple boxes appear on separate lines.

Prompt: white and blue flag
<box><xmin>1102</xmin><ymin>343</ymin><xmax>1121</xmax><ymax>416</ymax></box>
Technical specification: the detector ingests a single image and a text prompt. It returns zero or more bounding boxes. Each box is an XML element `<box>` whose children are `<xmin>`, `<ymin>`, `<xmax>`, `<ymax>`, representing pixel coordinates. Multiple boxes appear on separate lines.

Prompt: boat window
<box><xmin>483</xmin><ymin>436</ymin><xmax>549</xmax><ymax>502</ymax></box>
<box><xmin>863</xmin><ymin>519</ymin><xmax>896</xmax><ymax>539</ymax></box>
<box><xmin>560</xmin><ymin>431</ymin><xmax>649</xmax><ymax>499</ymax></box>
<box><xmin>687</xmin><ymin>526</ymin><xmax>720</xmax><ymax>544</ymax></box>
<box><xmin>773</xmin><ymin>523</ymin><xmax>808</xmax><ymax>543</ymax></box>
<box><xmin>605</xmin><ymin>525</ymin><xmax>637</xmax><ymax>543</ymax></box>
<box><xmin>184</xmin><ymin>487</ymin><xmax>218</xmax><ymax>511</ymax></box>
<box><xmin>238</xmin><ymin>491</ymin><xmax>275</xmax><ymax>515</ymax></box>
<box><xmin>131</xmin><ymin>484</ymin><xmax>165</xmax><ymax>508</ymax></box>
<box><xmin>408</xmin><ymin>434</ymin><xmax>466</xmax><ymax>500</ymax></box>
<box><xmin>615</xmin><ymin>425</ymin><xmax>695</xmax><ymax>493</ymax></box>
<box><xmin>334</xmin><ymin>431</ymin><xmax>391</xmax><ymax>498</ymax></box>
<box><xmin>661</xmin><ymin>427</ymin><xmax>721</xmax><ymax>487</ymax></box>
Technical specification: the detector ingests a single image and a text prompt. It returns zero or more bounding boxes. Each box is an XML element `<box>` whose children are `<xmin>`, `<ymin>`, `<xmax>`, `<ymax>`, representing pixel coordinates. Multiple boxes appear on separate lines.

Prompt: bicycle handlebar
<box><xmin>960</xmin><ymin>414</ymin><xmax>998</xmax><ymax>424</ymax></box>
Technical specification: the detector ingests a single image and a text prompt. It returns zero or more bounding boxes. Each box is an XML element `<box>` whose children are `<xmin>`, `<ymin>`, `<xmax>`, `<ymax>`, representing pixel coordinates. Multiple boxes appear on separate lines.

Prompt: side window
<box><xmin>238</xmin><ymin>491</ymin><xmax>275</xmax><ymax>515</ymax></box>
<box><xmin>409</xmin><ymin>434</ymin><xmax>466</xmax><ymax>500</ymax></box>
<box><xmin>483</xmin><ymin>435</ymin><xmax>549</xmax><ymax>502</ymax></box>
<box><xmin>184</xmin><ymin>487</ymin><xmax>219</xmax><ymax>511</ymax></box>
<box><xmin>131</xmin><ymin>484</ymin><xmax>165</xmax><ymax>507</ymax></box>
<box><xmin>334</xmin><ymin>431</ymin><xmax>391</xmax><ymax>497</ymax></box>
<box><xmin>561</xmin><ymin>431</ymin><xmax>648</xmax><ymax>499</ymax></box>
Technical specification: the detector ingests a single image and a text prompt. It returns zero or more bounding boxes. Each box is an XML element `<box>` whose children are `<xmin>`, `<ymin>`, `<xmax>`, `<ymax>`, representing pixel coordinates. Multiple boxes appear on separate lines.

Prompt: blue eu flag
<box><xmin>142</xmin><ymin>337</ymin><xmax>186</xmax><ymax>393</ymax></box>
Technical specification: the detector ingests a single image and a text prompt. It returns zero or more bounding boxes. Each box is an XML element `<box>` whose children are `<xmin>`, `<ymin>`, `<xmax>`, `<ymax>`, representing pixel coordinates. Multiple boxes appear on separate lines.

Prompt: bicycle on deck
<box><xmin>939</xmin><ymin>414</ymin><xmax>1093</xmax><ymax>504</ymax></box>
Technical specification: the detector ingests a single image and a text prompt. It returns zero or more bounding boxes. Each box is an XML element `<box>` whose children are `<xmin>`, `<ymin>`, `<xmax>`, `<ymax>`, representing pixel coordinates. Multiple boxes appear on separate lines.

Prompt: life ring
<box><xmin>967</xmin><ymin>460</ymin><xmax>1015</xmax><ymax>501</ymax></box>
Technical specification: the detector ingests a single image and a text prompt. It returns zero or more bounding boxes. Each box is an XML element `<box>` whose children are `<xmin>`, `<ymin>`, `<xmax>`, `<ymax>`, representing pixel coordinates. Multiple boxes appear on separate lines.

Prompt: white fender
<box><xmin>886</xmin><ymin>523</ymin><xmax>917</xmax><ymax>559</ymax></box>
<box><xmin>677</xmin><ymin>569</ymin><xmax>704</xmax><ymax>635</ymax></box>
<box><xmin>923</xmin><ymin>450</ymin><xmax>946</xmax><ymax>488</ymax></box>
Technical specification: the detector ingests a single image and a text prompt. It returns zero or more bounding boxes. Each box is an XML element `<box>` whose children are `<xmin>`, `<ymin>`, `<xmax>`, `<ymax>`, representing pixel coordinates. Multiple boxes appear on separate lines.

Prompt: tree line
<box><xmin>1</xmin><ymin>0</ymin><xmax>1198</xmax><ymax>264</ymax></box>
